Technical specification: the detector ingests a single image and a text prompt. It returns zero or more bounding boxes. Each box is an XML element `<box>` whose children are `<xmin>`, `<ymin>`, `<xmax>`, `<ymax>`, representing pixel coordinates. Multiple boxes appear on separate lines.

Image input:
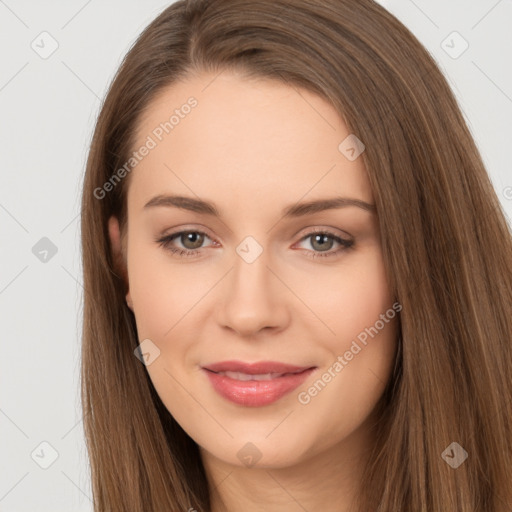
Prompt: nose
<box><xmin>215</xmin><ymin>250</ymin><xmax>290</xmax><ymax>338</ymax></box>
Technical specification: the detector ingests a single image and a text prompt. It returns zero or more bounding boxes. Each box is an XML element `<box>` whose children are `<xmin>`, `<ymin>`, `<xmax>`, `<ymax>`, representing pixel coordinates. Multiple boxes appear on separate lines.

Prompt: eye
<box><xmin>155</xmin><ymin>228</ymin><xmax>354</xmax><ymax>259</ymax></box>
<box><xmin>156</xmin><ymin>230</ymin><xmax>214</xmax><ymax>258</ymax></box>
<box><xmin>294</xmin><ymin>229</ymin><xmax>354</xmax><ymax>259</ymax></box>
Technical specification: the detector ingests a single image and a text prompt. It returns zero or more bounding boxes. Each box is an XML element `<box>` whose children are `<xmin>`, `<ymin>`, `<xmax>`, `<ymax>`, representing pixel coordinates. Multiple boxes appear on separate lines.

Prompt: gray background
<box><xmin>1</xmin><ymin>1</ymin><xmax>511</xmax><ymax>510</ymax></box>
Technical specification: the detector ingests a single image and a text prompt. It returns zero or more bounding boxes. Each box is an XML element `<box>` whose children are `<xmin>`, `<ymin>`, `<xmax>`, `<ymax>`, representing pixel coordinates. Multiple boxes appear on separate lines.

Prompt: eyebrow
<box><xmin>143</xmin><ymin>194</ymin><xmax>376</xmax><ymax>217</ymax></box>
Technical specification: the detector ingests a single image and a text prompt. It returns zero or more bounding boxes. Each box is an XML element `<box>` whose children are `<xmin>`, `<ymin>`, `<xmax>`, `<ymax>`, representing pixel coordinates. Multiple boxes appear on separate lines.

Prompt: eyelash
<box><xmin>155</xmin><ymin>228</ymin><xmax>354</xmax><ymax>260</ymax></box>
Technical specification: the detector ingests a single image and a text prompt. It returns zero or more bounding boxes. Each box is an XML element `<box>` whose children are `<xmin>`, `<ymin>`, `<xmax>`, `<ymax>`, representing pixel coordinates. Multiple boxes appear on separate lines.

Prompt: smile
<box><xmin>201</xmin><ymin>360</ymin><xmax>317</xmax><ymax>407</ymax></box>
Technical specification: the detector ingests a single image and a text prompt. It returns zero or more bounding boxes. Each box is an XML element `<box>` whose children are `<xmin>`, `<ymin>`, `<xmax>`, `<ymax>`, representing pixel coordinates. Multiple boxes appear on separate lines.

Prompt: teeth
<box><xmin>220</xmin><ymin>371</ymin><xmax>285</xmax><ymax>381</ymax></box>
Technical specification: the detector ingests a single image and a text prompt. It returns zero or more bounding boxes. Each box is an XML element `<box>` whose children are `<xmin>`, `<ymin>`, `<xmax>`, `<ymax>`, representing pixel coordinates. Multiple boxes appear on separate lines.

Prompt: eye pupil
<box><xmin>311</xmin><ymin>234</ymin><xmax>333</xmax><ymax>251</ymax></box>
<box><xmin>182</xmin><ymin>232</ymin><xmax>204</xmax><ymax>249</ymax></box>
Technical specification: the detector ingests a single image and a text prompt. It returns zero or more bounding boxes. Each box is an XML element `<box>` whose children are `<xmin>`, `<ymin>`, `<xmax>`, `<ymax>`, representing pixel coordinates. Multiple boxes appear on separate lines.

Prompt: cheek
<box><xmin>128</xmin><ymin>235</ymin><xmax>395</xmax><ymax>348</ymax></box>
<box><xmin>298</xmin><ymin>246</ymin><xmax>395</xmax><ymax>345</ymax></box>
<box><xmin>126</xmin><ymin>240</ymin><xmax>209</xmax><ymax>339</ymax></box>
<box><xmin>297</xmin><ymin>246</ymin><xmax>398</xmax><ymax>403</ymax></box>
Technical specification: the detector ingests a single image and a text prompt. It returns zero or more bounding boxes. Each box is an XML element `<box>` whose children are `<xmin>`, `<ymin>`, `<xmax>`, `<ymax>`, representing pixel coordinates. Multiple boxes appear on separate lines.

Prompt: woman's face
<box><xmin>110</xmin><ymin>70</ymin><xmax>399</xmax><ymax>469</ymax></box>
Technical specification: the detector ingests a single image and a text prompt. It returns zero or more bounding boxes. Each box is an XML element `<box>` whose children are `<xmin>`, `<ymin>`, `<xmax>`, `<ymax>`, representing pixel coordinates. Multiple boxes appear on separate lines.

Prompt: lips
<box><xmin>202</xmin><ymin>360</ymin><xmax>316</xmax><ymax>407</ymax></box>
<box><xmin>204</xmin><ymin>360</ymin><xmax>312</xmax><ymax>375</ymax></box>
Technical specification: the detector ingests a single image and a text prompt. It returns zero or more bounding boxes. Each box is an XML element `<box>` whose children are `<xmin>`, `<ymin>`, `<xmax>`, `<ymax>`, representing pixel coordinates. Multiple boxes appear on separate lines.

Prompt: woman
<box><xmin>80</xmin><ymin>0</ymin><xmax>512</xmax><ymax>510</ymax></box>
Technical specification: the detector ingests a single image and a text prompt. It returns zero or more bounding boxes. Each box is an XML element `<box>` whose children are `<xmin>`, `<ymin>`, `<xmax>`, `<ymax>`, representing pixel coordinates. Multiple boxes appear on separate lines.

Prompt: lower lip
<box><xmin>202</xmin><ymin>368</ymin><xmax>316</xmax><ymax>407</ymax></box>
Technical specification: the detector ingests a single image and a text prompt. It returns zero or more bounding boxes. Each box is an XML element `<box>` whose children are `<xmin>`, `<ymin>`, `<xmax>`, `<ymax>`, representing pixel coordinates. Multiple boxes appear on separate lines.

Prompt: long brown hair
<box><xmin>80</xmin><ymin>0</ymin><xmax>512</xmax><ymax>510</ymax></box>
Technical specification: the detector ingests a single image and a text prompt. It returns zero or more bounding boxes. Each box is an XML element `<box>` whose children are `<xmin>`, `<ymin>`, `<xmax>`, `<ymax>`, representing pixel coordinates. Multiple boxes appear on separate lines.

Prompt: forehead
<box><xmin>128</xmin><ymin>70</ymin><xmax>373</xmax><ymax>212</ymax></box>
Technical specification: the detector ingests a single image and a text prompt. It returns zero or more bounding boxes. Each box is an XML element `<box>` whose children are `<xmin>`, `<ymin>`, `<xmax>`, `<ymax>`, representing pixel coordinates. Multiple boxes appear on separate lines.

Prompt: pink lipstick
<box><xmin>202</xmin><ymin>360</ymin><xmax>316</xmax><ymax>407</ymax></box>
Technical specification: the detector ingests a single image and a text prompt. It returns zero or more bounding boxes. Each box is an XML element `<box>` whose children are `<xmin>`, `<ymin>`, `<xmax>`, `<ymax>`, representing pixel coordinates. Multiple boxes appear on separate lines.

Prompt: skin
<box><xmin>109</xmin><ymin>70</ymin><xmax>399</xmax><ymax>512</ymax></box>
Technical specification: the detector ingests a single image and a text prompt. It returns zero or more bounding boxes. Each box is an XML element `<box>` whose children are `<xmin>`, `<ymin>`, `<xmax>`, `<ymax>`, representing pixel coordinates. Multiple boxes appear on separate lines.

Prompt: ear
<box><xmin>108</xmin><ymin>216</ymin><xmax>132</xmax><ymax>310</ymax></box>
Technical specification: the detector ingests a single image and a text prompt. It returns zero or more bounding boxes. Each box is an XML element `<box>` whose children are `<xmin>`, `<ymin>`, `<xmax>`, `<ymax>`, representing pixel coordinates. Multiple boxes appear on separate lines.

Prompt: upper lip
<box><xmin>202</xmin><ymin>360</ymin><xmax>314</xmax><ymax>375</ymax></box>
